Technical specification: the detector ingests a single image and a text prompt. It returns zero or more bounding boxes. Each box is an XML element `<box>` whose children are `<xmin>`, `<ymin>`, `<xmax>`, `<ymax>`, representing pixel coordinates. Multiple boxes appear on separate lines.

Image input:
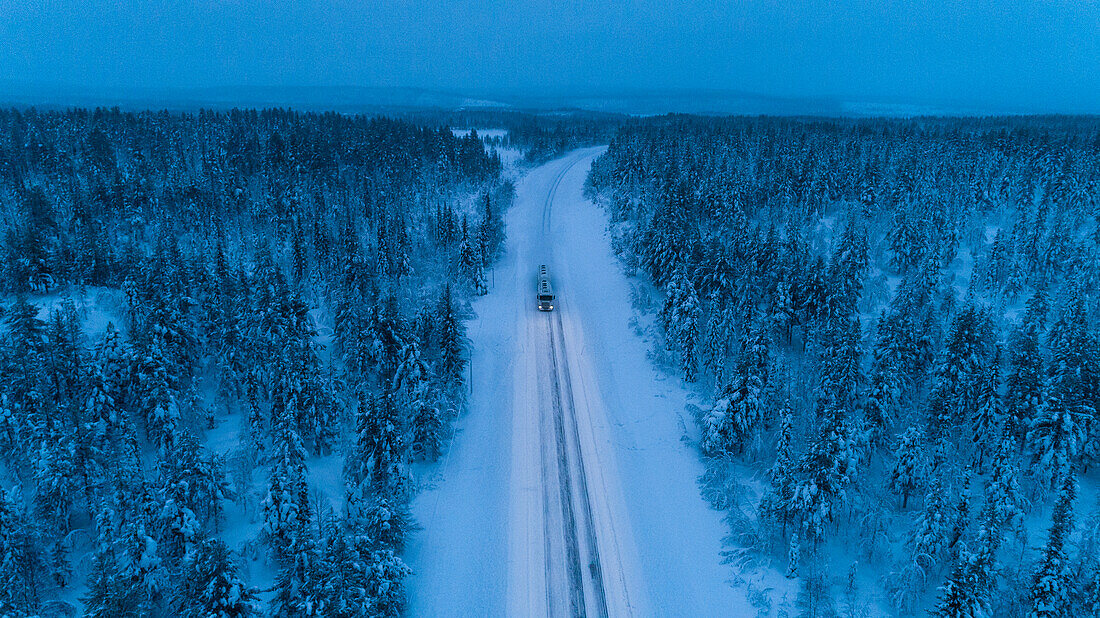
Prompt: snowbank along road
<box><xmin>408</xmin><ymin>148</ymin><xmax>749</xmax><ymax>617</ymax></box>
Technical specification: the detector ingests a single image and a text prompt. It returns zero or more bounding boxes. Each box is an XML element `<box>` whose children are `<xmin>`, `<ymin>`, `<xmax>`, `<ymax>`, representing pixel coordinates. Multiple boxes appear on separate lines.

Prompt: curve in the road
<box><xmin>542</xmin><ymin>154</ymin><xmax>586</xmax><ymax>234</ymax></box>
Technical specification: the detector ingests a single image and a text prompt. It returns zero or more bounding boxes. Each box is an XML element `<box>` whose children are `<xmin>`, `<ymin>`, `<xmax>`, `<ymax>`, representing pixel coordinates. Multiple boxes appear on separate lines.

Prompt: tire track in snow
<box><xmin>542</xmin><ymin>154</ymin><xmax>585</xmax><ymax>234</ymax></box>
<box><xmin>546</xmin><ymin>313</ymin><xmax>592</xmax><ymax>616</ymax></box>
<box><xmin>536</xmin><ymin>309</ymin><xmax>559</xmax><ymax>616</ymax></box>
<box><xmin>552</xmin><ymin>309</ymin><xmax>611</xmax><ymax>618</ymax></box>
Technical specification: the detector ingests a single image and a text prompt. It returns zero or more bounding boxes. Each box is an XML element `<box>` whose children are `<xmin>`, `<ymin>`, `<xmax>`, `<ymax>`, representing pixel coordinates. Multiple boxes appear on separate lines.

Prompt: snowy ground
<box><xmin>406</xmin><ymin>149</ymin><xmax>754</xmax><ymax>616</ymax></box>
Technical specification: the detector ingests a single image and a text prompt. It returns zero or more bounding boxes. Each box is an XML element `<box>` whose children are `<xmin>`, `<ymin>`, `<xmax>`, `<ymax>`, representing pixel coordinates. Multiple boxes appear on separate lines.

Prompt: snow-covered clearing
<box><xmin>407</xmin><ymin>149</ymin><xmax>753</xmax><ymax>615</ymax></box>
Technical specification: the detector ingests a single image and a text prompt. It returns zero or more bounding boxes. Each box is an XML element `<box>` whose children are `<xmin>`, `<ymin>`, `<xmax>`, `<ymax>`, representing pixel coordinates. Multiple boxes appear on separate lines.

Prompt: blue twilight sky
<box><xmin>1</xmin><ymin>0</ymin><xmax>1098</xmax><ymax>113</ymax></box>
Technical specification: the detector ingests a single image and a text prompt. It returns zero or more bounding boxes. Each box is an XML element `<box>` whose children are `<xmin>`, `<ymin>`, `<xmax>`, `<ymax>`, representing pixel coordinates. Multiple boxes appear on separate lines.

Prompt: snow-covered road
<box><xmin>509</xmin><ymin>150</ymin><xmax>644</xmax><ymax>618</ymax></box>
<box><xmin>407</xmin><ymin>149</ymin><xmax>750</xmax><ymax>616</ymax></box>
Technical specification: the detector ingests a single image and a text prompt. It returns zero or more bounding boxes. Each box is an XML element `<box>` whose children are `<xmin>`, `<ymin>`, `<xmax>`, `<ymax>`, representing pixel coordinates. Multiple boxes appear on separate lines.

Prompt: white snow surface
<box><xmin>406</xmin><ymin>149</ymin><xmax>752</xmax><ymax>616</ymax></box>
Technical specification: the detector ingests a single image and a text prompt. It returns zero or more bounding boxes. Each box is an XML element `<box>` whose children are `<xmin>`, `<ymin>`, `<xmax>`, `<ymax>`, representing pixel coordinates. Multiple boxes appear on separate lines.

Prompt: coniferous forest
<box><xmin>6</xmin><ymin>1</ymin><xmax>1099</xmax><ymax>615</ymax></box>
<box><xmin>3</xmin><ymin>107</ymin><xmax>1100</xmax><ymax>617</ymax></box>
<box><xmin>586</xmin><ymin>115</ymin><xmax>1100</xmax><ymax>616</ymax></box>
<box><xmin>0</xmin><ymin>108</ymin><xmax>506</xmax><ymax>616</ymax></box>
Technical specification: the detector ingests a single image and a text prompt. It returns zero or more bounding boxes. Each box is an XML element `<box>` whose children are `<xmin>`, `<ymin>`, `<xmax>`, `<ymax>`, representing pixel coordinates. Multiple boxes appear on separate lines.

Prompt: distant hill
<box><xmin>0</xmin><ymin>82</ymin><xmax>1047</xmax><ymax>117</ymax></box>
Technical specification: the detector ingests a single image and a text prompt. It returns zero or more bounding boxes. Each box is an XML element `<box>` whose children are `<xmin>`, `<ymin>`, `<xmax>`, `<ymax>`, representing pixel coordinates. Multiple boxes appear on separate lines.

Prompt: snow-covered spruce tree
<box><xmin>970</xmin><ymin>346</ymin><xmax>1005</xmax><ymax>472</ymax></box>
<box><xmin>658</xmin><ymin>265</ymin><xmax>702</xmax><ymax>381</ymax></box>
<box><xmin>261</xmin><ymin>393</ymin><xmax>310</xmax><ymax>560</ymax></box>
<box><xmin>33</xmin><ymin>431</ymin><xmax>78</xmax><ymax>532</ymax></box>
<box><xmin>889</xmin><ymin>458</ymin><xmax>954</xmax><ymax>612</ymax></box>
<box><xmin>1073</xmin><ymin>500</ymin><xmax>1100</xmax><ymax>616</ymax></box>
<box><xmin>1026</xmin><ymin>468</ymin><xmax>1078</xmax><ymax>618</ymax></box>
<box><xmin>927</xmin><ymin>303</ymin><xmax>990</xmax><ymax>440</ymax></box>
<box><xmin>982</xmin><ymin>229</ymin><xmax>1011</xmax><ymax>292</ymax></box>
<box><xmin>392</xmin><ymin>340</ymin><xmax>428</xmax><ymax>401</ymax></box>
<box><xmin>135</xmin><ymin>264</ymin><xmax>198</xmax><ymax>383</ymax></box>
<box><xmin>345</xmin><ymin>392</ymin><xmax>407</xmax><ymax>499</ymax></box>
<box><xmin>816</xmin><ymin>317</ymin><xmax>864</xmax><ymax>418</ymax></box>
<box><xmin>946</xmin><ymin>470</ymin><xmax>974</xmax><ymax>563</ymax></box>
<box><xmin>335</xmin><ymin>476</ymin><xmax>414</xmax><ymax>615</ymax></box>
<box><xmin>476</xmin><ymin>194</ymin><xmax>505</xmax><ymax>267</ymax></box>
<box><xmin>985</xmin><ymin>433</ymin><xmax>1026</xmax><ymax>544</ymax></box>
<box><xmin>768</xmin><ymin>277</ymin><xmax>796</xmax><ymax>346</ymax></box>
<box><xmin>156</xmin><ymin>434</ymin><xmax>228</xmax><ymax>556</ymax></box>
<box><xmin>908</xmin><ymin>452</ymin><xmax>953</xmax><ymax>580</ymax></box>
<box><xmin>382</xmin><ymin>210</ymin><xmax>413</xmax><ymax>282</ymax></box>
<box><xmin>83</xmin><ymin>509</ymin><xmax>166</xmax><ymax>618</ymax></box>
<box><xmin>345</xmin><ymin>395</ymin><xmax>375</xmax><ymax>489</ymax></box>
<box><xmin>700</xmin><ymin>300</ymin><xmax>732</xmax><ymax>383</ymax></box>
<box><xmin>244</xmin><ymin>369</ymin><xmax>266</xmax><ymax>463</ymax></box>
<box><xmin>1028</xmin><ymin>296</ymin><xmax>1094</xmax><ymax>486</ymax></box>
<box><xmin>1</xmin><ymin>296</ymin><xmax>48</xmax><ymax>453</ymax></box>
<box><xmin>43</xmin><ymin>302</ymin><xmax>85</xmax><ymax>413</ymax></box>
<box><xmin>934</xmin><ymin>434</ymin><xmax>1024</xmax><ymax>616</ymax></box>
<box><xmin>341</xmin><ymin>405</ymin><xmax>414</xmax><ymax>614</ymax></box>
<box><xmin>638</xmin><ymin>193</ymin><xmax>690</xmax><ymax>287</ymax></box>
<box><xmin>363</xmin><ymin>549</ymin><xmax>412</xmax><ymax>618</ymax></box>
<box><xmin>269</xmin><ymin>508</ymin><xmax>323</xmax><ymax>618</ymax></box>
<box><xmin>694</xmin><ymin>235</ymin><xmax>738</xmax><ymax>310</ymax></box>
<box><xmin>373</xmin><ymin>391</ymin><xmax>407</xmax><ymax>496</ymax></box>
<box><xmin>909</xmin><ymin>264</ymin><xmax>945</xmax><ymax>379</ymax></box>
<box><xmin>825</xmin><ymin>217</ymin><xmax>869</xmax><ymax>322</ymax></box>
<box><xmin>788</xmin><ymin>320</ymin><xmax>861</xmax><ymax>544</ymax></box>
<box><xmin>87</xmin><ymin>323</ymin><xmax>128</xmax><ymax>450</ymax></box>
<box><xmin>411</xmin><ymin>393</ymin><xmax>444</xmax><ymax>463</ymax></box>
<box><xmin>436</xmin><ymin>284</ymin><xmax>467</xmax><ymax>400</ymax></box>
<box><xmin>758</xmin><ymin>403</ymin><xmax>796</xmax><ymax>537</ymax></box>
<box><xmin>280</xmin><ymin>304</ymin><xmax>339</xmax><ymax>456</ymax></box>
<box><xmin>312</xmin><ymin>526</ymin><xmax>371</xmax><ymax>615</ymax></box>
<box><xmin>175</xmin><ymin>538</ymin><xmax>256</xmax><ymax>618</ymax></box>
<box><xmin>702</xmin><ymin>323</ymin><xmax>769</xmax><ymax>455</ymax></box>
<box><xmin>658</xmin><ymin>265</ymin><xmax>685</xmax><ymax>338</ymax></box>
<box><xmin>889</xmin><ymin>426</ymin><xmax>929</xmax><ymax>509</ymax></box>
<box><xmin>888</xmin><ymin>205</ymin><xmax>929</xmax><ymax>276</ymax></box>
<box><xmin>933</xmin><ymin>548</ymin><xmax>988</xmax><ymax>618</ymax></box>
<box><xmin>131</xmin><ymin>337</ymin><xmax>181</xmax><ymax>454</ymax></box>
<box><xmin>862</xmin><ymin>313</ymin><xmax>902</xmax><ymax>449</ymax></box>
<box><xmin>0</xmin><ymin>488</ymin><xmax>45</xmax><ymax>617</ymax></box>
<box><xmin>458</xmin><ymin>215</ymin><xmax>487</xmax><ymax>295</ymax></box>
<box><xmin>350</xmin><ymin>494</ymin><xmax>414</xmax><ymax>555</ymax></box>
<box><xmin>2</xmin><ymin>187</ymin><xmax>57</xmax><ymax>293</ymax></box>
<box><xmin>1005</xmin><ymin>315</ymin><xmax>1045</xmax><ymax>444</ymax></box>
<box><xmin>393</xmin><ymin>339</ymin><xmax>444</xmax><ymax>461</ymax></box>
<box><xmin>336</xmin><ymin>298</ymin><xmax>373</xmax><ymax>391</ymax></box>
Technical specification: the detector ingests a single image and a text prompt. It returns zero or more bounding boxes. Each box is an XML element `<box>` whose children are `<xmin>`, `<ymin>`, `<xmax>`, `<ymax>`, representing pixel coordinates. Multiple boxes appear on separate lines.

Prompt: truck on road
<box><xmin>537</xmin><ymin>264</ymin><xmax>555</xmax><ymax>311</ymax></box>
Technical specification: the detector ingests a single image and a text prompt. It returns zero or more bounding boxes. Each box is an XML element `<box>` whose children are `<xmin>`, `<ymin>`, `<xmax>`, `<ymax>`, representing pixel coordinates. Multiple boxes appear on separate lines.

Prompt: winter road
<box><xmin>407</xmin><ymin>149</ymin><xmax>751</xmax><ymax>617</ymax></box>
<box><xmin>512</xmin><ymin>150</ymin><xmax>643</xmax><ymax>617</ymax></box>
